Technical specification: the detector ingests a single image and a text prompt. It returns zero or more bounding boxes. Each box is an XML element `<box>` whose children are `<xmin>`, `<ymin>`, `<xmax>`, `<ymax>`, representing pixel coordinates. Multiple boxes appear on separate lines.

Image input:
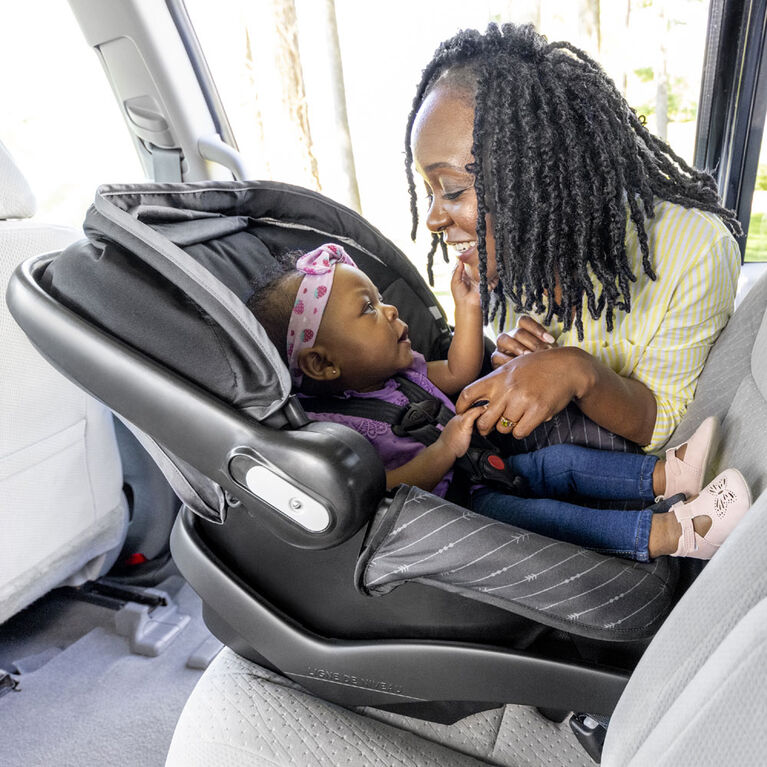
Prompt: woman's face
<box><xmin>411</xmin><ymin>86</ymin><xmax>498</xmax><ymax>289</ymax></box>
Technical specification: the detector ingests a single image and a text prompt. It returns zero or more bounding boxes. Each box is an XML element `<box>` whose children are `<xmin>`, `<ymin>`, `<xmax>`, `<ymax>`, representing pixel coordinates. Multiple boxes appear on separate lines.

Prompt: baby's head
<box><xmin>247</xmin><ymin>243</ymin><xmax>413</xmax><ymax>393</ymax></box>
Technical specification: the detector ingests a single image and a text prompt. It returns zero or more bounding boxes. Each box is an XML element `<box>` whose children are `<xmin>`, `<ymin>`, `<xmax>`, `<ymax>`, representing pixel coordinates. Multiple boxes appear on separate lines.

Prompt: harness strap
<box><xmin>301</xmin><ymin>394</ymin><xmax>443</xmax><ymax>446</ymax></box>
<box><xmin>300</xmin><ymin>376</ymin><xmax>527</xmax><ymax>499</ymax></box>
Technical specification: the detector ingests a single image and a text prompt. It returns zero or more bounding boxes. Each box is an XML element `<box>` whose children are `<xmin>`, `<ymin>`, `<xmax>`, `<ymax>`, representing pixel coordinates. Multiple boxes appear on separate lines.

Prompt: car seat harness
<box><xmin>300</xmin><ymin>374</ymin><xmax>528</xmax><ymax>503</ymax></box>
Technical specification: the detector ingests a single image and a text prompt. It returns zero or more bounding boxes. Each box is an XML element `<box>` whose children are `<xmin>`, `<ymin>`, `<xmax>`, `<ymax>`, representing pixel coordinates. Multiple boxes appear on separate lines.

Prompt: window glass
<box><xmin>745</xmin><ymin>137</ymin><xmax>767</xmax><ymax>263</ymax></box>
<box><xmin>185</xmin><ymin>0</ymin><xmax>711</xmax><ymax>316</ymax></box>
<box><xmin>1</xmin><ymin>1</ymin><xmax>144</xmax><ymax>228</ymax></box>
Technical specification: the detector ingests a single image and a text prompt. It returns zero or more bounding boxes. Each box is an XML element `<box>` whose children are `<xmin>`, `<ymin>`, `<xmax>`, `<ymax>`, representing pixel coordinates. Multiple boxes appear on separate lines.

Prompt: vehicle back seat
<box><xmin>0</xmin><ymin>140</ymin><xmax>128</xmax><ymax>623</ymax></box>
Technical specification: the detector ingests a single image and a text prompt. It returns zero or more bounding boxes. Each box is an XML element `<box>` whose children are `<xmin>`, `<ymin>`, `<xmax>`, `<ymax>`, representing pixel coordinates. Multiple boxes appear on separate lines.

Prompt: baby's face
<box><xmin>319</xmin><ymin>265</ymin><xmax>413</xmax><ymax>391</ymax></box>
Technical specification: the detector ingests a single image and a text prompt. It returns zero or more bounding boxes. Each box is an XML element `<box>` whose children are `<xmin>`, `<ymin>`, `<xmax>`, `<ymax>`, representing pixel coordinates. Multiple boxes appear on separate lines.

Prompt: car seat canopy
<box><xmin>42</xmin><ymin>181</ymin><xmax>451</xmax><ymax>419</ymax></box>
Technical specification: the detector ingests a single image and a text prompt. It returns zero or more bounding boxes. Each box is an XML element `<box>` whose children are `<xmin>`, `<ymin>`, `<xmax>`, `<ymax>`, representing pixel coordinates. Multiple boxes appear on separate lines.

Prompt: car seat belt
<box><xmin>300</xmin><ymin>375</ymin><xmax>527</xmax><ymax>501</ymax></box>
<box><xmin>150</xmin><ymin>145</ymin><xmax>183</xmax><ymax>182</ymax></box>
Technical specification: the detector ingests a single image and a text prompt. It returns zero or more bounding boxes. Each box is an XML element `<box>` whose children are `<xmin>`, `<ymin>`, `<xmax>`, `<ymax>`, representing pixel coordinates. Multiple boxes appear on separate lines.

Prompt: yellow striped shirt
<box><xmin>491</xmin><ymin>201</ymin><xmax>740</xmax><ymax>451</ymax></box>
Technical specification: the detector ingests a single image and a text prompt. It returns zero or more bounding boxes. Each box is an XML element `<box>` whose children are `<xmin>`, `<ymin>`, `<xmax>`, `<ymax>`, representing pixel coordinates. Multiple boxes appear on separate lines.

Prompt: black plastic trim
<box><xmin>695</xmin><ymin>0</ymin><xmax>767</xmax><ymax>252</ymax></box>
<box><xmin>6</xmin><ymin>253</ymin><xmax>384</xmax><ymax>547</ymax></box>
<box><xmin>171</xmin><ymin>508</ymin><xmax>630</xmax><ymax>715</ymax></box>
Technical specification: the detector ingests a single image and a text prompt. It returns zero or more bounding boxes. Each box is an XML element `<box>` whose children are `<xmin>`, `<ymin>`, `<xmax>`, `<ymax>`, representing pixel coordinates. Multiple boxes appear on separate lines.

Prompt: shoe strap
<box><xmin>665</xmin><ymin>446</ymin><xmax>682</xmax><ymax>478</ymax></box>
<box><xmin>672</xmin><ymin>502</ymin><xmax>698</xmax><ymax>555</ymax></box>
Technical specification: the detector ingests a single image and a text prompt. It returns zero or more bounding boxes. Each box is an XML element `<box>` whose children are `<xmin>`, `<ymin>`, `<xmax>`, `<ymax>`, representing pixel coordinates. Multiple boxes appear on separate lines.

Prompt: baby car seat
<box><xmin>7</xmin><ymin>180</ymin><xmax>681</xmax><ymax>722</ymax></box>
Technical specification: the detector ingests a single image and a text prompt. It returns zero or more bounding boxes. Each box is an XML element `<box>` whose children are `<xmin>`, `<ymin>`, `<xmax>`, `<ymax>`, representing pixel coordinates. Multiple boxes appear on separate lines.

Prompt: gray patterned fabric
<box><xmin>357</xmin><ymin>486</ymin><xmax>676</xmax><ymax>641</ymax></box>
<box><xmin>601</xmin><ymin>270</ymin><xmax>767</xmax><ymax>765</ymax></box>
<box><xmin>660</xmin><ymin>269</ymin><xmax>767</xmax><ymax>500</ymax></box>
<box><xmin>166</xmin><ymin>647</ymin><xmax>592</xmax><ymax>767</ymax></box>
<box><xmin>602</xmin><ymin>488</ymin><xmax>767</xmax><ymax>766</ymax></box>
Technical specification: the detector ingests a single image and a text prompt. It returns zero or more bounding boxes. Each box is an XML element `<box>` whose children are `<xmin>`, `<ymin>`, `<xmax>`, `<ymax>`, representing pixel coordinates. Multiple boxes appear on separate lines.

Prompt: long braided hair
<box><xmin>405</xmin><ymin>23</ymin><xmax>742</xmax><ymax>337</ymax></box>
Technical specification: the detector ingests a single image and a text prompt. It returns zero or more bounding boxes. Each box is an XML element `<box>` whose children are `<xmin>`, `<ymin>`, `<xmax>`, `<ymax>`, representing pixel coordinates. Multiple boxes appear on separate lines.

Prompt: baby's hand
<box><xmin>450</xmin><ymin>262</ymin><xmax>481</xmax><ymax>310</ymax></box>
<box><xmin>438</xmin><ymin>407</ymin><xmax>484</xmax><ymax>459</ymax></box>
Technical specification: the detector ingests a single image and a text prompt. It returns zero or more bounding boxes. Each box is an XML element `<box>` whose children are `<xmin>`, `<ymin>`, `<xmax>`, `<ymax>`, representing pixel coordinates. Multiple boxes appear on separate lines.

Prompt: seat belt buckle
<box><xmin>569</xmin><ymin>713</ymin><xmax>607</xmax><ymax>763</ymax></box>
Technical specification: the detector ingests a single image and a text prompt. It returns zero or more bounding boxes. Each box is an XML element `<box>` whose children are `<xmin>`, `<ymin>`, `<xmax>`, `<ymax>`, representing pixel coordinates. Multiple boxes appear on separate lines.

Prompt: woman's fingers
<box><xmin>496</xmin><ymin>329</ymin><xmax>544</xmax><ymax>356</ymax></box>
<box><xmin>494</xmin><ymin>317</ymin><xmax>556</xmax><ymax>361</ymax></box>
<box><xmin>494</xmin><ymin>334</ymin><xmax>529</xmax><ymax>358</ymax></box>
<box><xmin>458</xmin><ymin>348</ymin><xmax>579</xmax><ymax>437</ymax></box>
<box><xmin>509</xmin><ymin>402</ymin><xmax>552</xmax><ymax>439</ymax></box>
<box><xmin>474</xmin><ymin>396</ymin><xmax>509</xmax><ymax>435</ymax></box>
<box><xmin>455</xmin><ymin>404</ymin><xmax>485</xmax><ymax>432</ymax></box>
<box><xmin>517</xmin><ymin>315</ymin><xmax>556</xmax><ymax>345</ymax></box>
<box><xmin>494</xmin><ymin>411</ymin><xmax>518</xmax><ymax>435</ymax></box>
<box><xmin>456</xmin><ymin>368</ymin><xmax>505</xmax><ymax>414</ymax></box>
<box><xmin>490</xmin><ymin>349</ymin><xmax>513</xmax><ymax>369</ymax></box>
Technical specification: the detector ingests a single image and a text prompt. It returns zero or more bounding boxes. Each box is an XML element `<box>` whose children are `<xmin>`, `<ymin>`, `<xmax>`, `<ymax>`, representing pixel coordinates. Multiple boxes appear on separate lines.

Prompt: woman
<box><xmin>405</xmin><ymin>24</ymin><xmax>742</xmax><ymax>452</ymax></box>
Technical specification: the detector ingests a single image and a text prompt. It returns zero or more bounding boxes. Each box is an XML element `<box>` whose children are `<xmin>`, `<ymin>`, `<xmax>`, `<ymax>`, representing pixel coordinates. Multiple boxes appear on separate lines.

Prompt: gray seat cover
<box><xmin>358</xmin><ymin>486</ymin><xmax>676</xmax><ymax>641</ymax></box>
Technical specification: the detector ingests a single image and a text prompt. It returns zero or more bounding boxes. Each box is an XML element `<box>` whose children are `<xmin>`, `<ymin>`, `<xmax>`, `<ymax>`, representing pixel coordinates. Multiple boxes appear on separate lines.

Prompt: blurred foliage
<box><xmin>635</xmin><ymin>72</ymin><xmax>697</xmax><ymax>122</ymax></box>
<box><xmin>635</xmin><ymin>66</ymin><xmax>654</xmax><ymax>83</ymax></box>
<box><xmin>755</xmin><ymin>164</ymin><xmax>767</xmax><ymax>191</ymax></box>
<box><xmin>746</xmin><ymin>212</ymin><xmax>767</xmax><ymax>263</ymax></box>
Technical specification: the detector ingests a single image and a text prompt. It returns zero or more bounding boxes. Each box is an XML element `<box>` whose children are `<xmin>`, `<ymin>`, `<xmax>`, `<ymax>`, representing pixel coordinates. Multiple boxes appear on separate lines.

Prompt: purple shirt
<box><xmin>301</xmin><ymin>352</ymin><xmax>455</xmax><ymax>498</ymax></box>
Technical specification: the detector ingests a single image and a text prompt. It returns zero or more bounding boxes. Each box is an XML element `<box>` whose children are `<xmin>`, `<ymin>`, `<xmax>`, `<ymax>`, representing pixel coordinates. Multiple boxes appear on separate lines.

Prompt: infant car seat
<box><xmin>6</xmin><ymin>180</ymin><xmax>682</xmax><ymax>721</ymax></box>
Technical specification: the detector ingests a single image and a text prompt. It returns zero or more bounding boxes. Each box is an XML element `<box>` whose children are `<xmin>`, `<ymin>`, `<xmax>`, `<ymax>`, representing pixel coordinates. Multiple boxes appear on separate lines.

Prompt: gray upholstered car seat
<box><xmin>165</xmin><ymin>271</ymin><xmax>767</xmax><ymax>766</ymax></box>
<box><xmin>0</xmin><ymin>140</ymin><xmax>128</xmax><ymax>623</ymax></box>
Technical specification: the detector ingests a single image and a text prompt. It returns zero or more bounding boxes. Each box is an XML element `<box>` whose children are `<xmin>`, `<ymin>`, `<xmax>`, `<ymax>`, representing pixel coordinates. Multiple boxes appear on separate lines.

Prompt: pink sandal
<box><xmin>671</xmin><ymin>468</ymin><xmax>752</xmax><ymax>559</ymax></box>
<box><xmin>664</xmin><ymin>416</ymin><xmax>721</xmax><ymax>499</ymax></box>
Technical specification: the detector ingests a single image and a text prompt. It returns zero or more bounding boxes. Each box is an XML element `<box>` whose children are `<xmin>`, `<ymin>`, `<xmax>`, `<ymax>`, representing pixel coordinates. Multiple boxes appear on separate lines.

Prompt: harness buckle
<box><xmin>392</xmin><ymin>399</ymin><xmax>441</xmax><ymax>437</ymax></box>
<box><xmin>456</xmin><ymin>448</ymin><xmax>529</xmax><ymax>495</ymax></box>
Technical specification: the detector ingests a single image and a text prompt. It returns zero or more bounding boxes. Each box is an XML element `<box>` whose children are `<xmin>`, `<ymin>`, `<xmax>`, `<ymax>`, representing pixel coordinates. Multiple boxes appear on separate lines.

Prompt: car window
<box><xmin>745</xmin><ymin>128</ymin><xmax>767</xmax><ymax>263</ymax></box>
<box><xmin>0</xmin><ymin>1</ymin><xmax>144</xmax><ymax>228</ymax></box>
<box><xmin>184</xmin><ymin>0</ymin><xmax>712</xmax><ymax>318</ymax></box>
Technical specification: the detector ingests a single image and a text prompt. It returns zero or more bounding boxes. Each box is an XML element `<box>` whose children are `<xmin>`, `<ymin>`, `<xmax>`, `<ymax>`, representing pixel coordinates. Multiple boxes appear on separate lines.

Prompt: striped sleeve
<box><xmin>635</xmin><ymin>235</ymin><xmax>740</xmax><ymax>451</ymax></box>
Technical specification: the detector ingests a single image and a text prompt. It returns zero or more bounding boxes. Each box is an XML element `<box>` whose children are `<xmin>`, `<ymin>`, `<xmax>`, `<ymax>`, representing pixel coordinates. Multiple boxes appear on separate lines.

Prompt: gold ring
<box><xmin>499</xmin><ymin>417</ymin><xmax>514</xmax><ymax>429</ymax></box>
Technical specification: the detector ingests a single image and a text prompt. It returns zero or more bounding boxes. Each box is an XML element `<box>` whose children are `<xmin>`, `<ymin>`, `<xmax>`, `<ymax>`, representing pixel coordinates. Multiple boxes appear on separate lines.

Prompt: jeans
<box><xmin>471</xmin><ymin>443</ymin><xmax>661</xmax><ymax>562</ymax></box>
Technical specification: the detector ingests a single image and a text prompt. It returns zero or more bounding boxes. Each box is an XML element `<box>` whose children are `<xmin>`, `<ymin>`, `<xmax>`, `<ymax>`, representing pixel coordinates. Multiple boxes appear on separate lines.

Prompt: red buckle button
<box><xmin>487</xmin><ymin>454</ymin><xmax>505</xmax><ymax>471</ymax></box>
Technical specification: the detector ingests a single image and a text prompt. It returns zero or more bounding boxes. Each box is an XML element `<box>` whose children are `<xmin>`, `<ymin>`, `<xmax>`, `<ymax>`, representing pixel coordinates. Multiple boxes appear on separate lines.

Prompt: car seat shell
<box><xmin>6</xmin><ymin>180</ymin><xmax>690</xmax><ymax>719</ymax></box>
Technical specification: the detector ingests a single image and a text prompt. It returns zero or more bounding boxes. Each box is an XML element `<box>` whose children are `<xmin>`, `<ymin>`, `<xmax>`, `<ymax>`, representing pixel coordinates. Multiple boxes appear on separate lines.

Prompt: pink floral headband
<box><xmin>286</xmin><ymin>243</ymin><xmax>358</xmax><ymax>387</ymax></box>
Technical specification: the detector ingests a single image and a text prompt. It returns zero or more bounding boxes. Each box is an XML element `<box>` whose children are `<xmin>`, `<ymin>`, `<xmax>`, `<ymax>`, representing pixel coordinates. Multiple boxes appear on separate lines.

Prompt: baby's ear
<box><xmin>298</xmin><ymin>346</ymin><xmax>340</xmax><ymax>382</ymax></box>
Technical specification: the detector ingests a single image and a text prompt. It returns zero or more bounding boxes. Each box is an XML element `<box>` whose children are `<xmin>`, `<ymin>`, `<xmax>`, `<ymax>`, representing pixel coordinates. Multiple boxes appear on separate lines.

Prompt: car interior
<box><xmin>2</xmin><ymin>1</ymin><xmax>767</xmax><ymax>766</ymax></box>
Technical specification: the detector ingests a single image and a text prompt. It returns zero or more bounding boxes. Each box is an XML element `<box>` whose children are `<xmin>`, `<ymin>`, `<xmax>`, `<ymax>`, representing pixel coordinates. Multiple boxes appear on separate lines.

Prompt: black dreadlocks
<box><xmin>405</xmin><ymin>23</ymin><xmax>742</xmax><ymax>337</ymax></box>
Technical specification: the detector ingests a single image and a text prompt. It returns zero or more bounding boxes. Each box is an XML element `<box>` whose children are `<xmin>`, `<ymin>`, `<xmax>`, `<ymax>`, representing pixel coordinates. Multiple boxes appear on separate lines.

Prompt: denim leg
<box><xmin>508</xmin><ymin>444</ymin><xmax>658</xmax><ymax>502</ymax></box>
<box><xmin>471</xmin><ymin>488</ymin><xmax>655</xmax><ymax>562</ymax></box>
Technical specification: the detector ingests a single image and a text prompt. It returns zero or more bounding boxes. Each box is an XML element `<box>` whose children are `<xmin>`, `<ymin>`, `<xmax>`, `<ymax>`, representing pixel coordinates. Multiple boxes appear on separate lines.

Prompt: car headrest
<box><xmin>0</xmin><ymin>139</ymin><xmax>36</xmax><ymax>220</ymax></box>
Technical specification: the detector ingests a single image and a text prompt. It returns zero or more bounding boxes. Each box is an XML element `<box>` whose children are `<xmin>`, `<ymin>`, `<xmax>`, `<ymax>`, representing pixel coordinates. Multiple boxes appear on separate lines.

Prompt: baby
<box><xmin>247</xmin><ymin>243</ymin><xmax>751</xmax><ymax>562</ymax></box>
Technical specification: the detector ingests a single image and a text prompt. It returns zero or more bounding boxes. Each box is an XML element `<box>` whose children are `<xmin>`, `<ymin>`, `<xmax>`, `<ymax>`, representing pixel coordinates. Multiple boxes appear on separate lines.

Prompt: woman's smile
<box><xmin>448</xmin><ymin>240</ymin><xmax>477</xmax><ymax>263</ymax></box>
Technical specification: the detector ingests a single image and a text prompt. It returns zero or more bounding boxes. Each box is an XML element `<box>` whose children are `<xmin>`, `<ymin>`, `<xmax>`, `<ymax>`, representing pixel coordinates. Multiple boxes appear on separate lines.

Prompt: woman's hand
<box><xmin>491</xmin><ymin>315</ymin><xmax>556</xmax><ymax>369</ymax></box>
<box><xmin>456</xmin><ymin>347</ymin><xmax>593</xmax><ymax>437</ymax></box>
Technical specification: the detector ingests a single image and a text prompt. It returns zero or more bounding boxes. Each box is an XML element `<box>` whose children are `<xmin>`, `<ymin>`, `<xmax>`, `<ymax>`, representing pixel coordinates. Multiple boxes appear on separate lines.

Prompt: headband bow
<box><xmin>286</xmin><ymin>243</ymin><xmax>357</xmax><ymax>387</ymax></box>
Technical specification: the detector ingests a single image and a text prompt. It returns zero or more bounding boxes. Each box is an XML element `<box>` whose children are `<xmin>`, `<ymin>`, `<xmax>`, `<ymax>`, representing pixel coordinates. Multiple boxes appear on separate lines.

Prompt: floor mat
<box><xmin>0</xmin><ymin>581</ymin><xmax>215</xmax><ymax>767</ymax></box>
